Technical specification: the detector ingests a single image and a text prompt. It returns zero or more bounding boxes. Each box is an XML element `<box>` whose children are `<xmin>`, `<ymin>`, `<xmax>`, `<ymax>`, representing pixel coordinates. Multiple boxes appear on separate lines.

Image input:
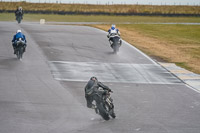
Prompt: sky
<box><xmin>4</xmin><ymin>0</ymin><xmax>200</xmax><ymax>5</ymax></box>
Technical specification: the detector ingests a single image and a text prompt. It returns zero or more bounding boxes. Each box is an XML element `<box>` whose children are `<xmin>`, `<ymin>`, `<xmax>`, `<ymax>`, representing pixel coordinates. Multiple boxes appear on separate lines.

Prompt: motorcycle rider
<box><xmin>15</xmin><ymin>6</ymin><xmax>24</xmax><ymax>20</ymax></box>
<box><xmin>107</xmin><ymin>24</ymin><xmax>122</xmax><ymax>46</ymax></box>
<box><xmin>12</xmin><ymin>30</ymin><xmax>27</xmax><ymax>54</ymax></box>
<box><xmin>84</xmin><ymin>76</ymin><xmax>111</xmax><ymax>111</ymax></box>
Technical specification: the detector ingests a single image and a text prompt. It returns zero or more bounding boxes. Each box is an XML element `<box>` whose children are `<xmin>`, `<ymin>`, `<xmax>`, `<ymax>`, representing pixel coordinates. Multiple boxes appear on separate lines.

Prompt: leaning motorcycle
<box><xmin>109</xmin><ymin>34</ymin><xmax>121</xmax><ymax>54</ymax></box>
<box><xmin>15</xmin><ymin>38</ymin><xmax>25</xmax><ymax>60</ymax></box>
<box><xmin>93</xmin><ymin>89</ymin><xmax>116</xmax><ymax>120</ymax></box>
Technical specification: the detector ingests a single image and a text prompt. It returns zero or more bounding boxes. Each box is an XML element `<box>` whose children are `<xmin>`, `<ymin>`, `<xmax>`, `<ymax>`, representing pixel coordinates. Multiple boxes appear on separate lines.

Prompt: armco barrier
<box><xmin>0</xmin><ymin>10</ymin><xmax>200</xmax><ymax>17</ymax></box>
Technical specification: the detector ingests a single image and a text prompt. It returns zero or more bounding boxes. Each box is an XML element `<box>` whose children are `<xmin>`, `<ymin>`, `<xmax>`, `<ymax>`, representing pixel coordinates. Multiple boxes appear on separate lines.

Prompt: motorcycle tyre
<box><xmin>16</xmin><ymin>47</ymin><xmax>24</xmax><ymax>60</ymax></box>
<box><xmin>113</xmin><ymin>45</ymin><xmax>119</xmax><ymax>54</ymax></box>
<box><xmin>17</xmin><ymin>17</ymin><xmax>21</xmax><ymax>24</ymax></box>
<box><xmin>98</xmin><ymin>103</ymin><xmax>110</xmax><ymax>121</ymax></box>
<box><xmin>110</xmin><ymin>110</ymin><xmax>116</xmax><ymax>119</ymax></box>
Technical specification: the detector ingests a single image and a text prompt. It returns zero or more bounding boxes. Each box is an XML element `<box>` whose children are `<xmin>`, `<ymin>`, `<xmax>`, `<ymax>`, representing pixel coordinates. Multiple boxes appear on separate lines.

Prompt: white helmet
<box><xmin>17</xmin><ymin>30</ymin><xmax>21</xmax><ymax>33</ymax></box>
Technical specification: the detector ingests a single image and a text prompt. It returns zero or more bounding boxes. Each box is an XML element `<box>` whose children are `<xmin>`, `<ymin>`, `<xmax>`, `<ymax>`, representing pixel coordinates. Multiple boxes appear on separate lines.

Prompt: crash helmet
<box><xmin>111</xmin><ymin>24</ymin><xmax>116</xmax><ymax>30</ymax></box>
<box><xmin>18</xmin><ymin>7</ymin><xmax>22</xmax><ymax>10</ymax></box>
<box><xmin>16</xmin><ymin>30</ymin><xmax>21</xmax><ymax>33</ymax></box>
<box><xmin>90</xmin><ymin>76</ymin><xmax>98</xmax><ymax>81</ymax></box>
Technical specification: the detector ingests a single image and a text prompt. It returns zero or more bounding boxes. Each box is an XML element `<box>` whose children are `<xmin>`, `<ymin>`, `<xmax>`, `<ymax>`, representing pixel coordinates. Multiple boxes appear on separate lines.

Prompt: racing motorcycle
<box><xmin>93</xmin><ymin>89</ymin><xmax>116</xmax><ymax>120</ymax></box>
<box><xmin>16</xmin><ymin>15</ymin><xmax>22</xmax><ymax>24</ymax></box>
<box><xmin>15</xmin><ymin>38</ymin><xmax>25</xmax><ymax>60</ymax></box>
<box><xmin>15</xmin><ymin>11</ymin><xmax>23</xmax><ymax>24</ymax></box>
<box><xmin>109</xmin><ymin>34</ymin><xmax>122</xmax><ymax>54</ymax></box>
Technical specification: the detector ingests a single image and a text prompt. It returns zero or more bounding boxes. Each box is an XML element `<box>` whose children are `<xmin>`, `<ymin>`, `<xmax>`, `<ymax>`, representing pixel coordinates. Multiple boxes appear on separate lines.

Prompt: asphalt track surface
<box><xmin>0</xmin><ymin>21</ymin><xmax>200</xmax><ymax>133</ymax></box>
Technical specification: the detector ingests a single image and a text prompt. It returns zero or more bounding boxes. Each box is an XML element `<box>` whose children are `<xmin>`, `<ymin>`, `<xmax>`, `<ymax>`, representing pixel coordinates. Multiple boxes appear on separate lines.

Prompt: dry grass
<box><xmin>92</xmin><ymin>25</ymin><xmax>200</xmax><ymax>74</ymax></box>
<box><xmin>0</xmin><ymin>2</ymin><xmax>200</xmax><ymax>15</ymax></box>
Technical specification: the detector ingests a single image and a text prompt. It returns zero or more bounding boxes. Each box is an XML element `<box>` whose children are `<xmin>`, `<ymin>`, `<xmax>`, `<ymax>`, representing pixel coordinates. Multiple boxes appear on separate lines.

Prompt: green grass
<box><xmin>1</xmin><ymin>13</ymin><xmax>200</xmax><ymax>23</ymax></box>
<box><xmin>120</xmin><ymin>24</ymin><xmax>200</xmax><ymax>44</ymax></box>
<box><xmin>0</xmin><ymin>13</ymin><xmax>15</xmax><ymax>21</ymax></box>
<box><xmin>175</xmin><ymin>62</ymin><xmax>193</xmax><ymax>71</ymax></box>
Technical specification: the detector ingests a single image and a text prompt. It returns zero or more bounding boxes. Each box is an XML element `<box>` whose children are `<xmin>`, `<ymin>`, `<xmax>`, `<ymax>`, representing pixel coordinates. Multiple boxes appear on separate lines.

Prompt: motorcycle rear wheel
<box><xmin>16</xmin><ymin>47</ymin><xmax>23</xmax><ymax>60</ymax></box>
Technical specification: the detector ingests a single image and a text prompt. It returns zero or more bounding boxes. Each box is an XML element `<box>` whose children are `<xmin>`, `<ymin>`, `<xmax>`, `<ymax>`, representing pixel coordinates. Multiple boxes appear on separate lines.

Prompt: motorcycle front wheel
<box><xmin>98</xmin><ymin>103</ymin><xmax>110</xmax><ymax>121</ymax></box>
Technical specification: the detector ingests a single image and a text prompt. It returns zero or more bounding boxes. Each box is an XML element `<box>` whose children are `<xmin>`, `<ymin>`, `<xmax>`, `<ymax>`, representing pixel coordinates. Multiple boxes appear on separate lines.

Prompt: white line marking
<box><xmin>54</xmin><ymin>77</ymin><xmax>183</xmax><ymax>85</ymax></box>
<box><xmin>49</xmin><ymin>61</ymin><xmax>183</xmax><ymax>84</ymax></box>
<box><xmin>185</xmin><ymin>84</ymin><xmax>200</xmax><ymax>93</ymax></box>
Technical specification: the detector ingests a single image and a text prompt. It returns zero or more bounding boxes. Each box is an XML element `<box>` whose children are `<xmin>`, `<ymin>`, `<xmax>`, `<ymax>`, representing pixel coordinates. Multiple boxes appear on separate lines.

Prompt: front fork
<box><xmin>105</xmin><ymin>95</ymin><xmax>114</xmax><ymax>110</ymax></box>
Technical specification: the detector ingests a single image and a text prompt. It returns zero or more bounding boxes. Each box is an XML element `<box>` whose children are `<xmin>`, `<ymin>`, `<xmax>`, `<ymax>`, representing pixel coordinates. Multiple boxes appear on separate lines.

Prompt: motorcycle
<box><xmin>15</xmin><ymin>11</ymin><xmax>23</xmax><ymax>24</ymax></box>
<box><xmin>109</xmin><ymin>34</ymin><xmax>122</xmax><ymax>54</ymax></box>
<box><xmin>15</xmin><ymin>38</ymin><xmax>25</xmax><ymax>60</ymax></box>
<box><xmin>16</xmin><ymin>15</ymin><xmax>22</xmax><ymax>24</ymax></box>
<box><xmin>92</xmin><ymin>89</ymin><xmax>116</xmax><ymax>120</ymax></box>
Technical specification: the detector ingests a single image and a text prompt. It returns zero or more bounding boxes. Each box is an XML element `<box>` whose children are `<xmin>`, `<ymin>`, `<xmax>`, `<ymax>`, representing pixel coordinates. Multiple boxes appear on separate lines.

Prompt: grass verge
<box><xmin>1</xmin><ymin>13</ymin><xmax>200</xmax><ymax>23</ymax></box>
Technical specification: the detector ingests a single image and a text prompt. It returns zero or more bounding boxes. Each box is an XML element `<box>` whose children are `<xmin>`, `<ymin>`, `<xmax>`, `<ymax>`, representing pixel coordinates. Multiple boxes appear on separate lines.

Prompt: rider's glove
<box><xmin>108</xmin><ymin>89</ymin><xmax>113</xmax><ymax>93</ymax></box>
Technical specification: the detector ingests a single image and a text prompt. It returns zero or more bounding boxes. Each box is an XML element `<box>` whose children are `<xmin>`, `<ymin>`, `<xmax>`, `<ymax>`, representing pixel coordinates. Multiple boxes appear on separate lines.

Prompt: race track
<box><xmin>0</xmin><ymin>22</ymin><xmax>200</xmax><ymax>133</ymax></box>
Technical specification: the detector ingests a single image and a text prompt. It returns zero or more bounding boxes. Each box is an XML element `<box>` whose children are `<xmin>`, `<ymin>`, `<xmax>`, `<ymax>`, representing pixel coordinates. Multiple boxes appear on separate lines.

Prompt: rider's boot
<box><xmin>91</xmin><ymin>104</ymin><xmax>98</xmax><ymax>114</ymax></box>
<box><xmin>94</xmin><ymin>106</ymin><xmax>98</xmax><ymax>114</ymax></box>
<box><xmin>111</xmin><ymin>43</ymin><xmax>114</xmax><ymax>48</ymax></box>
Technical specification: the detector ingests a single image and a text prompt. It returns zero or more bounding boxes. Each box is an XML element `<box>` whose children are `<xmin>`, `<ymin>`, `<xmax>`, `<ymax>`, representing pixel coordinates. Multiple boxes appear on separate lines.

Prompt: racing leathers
<box><xmin>85</xmin><ymin>79</ymin><xmax>111</xmax><ymax>109</ymax></box>
<box><xmin>12</xmin><ymin>32</ymin><xmax>27</xmax><ymax>53</ymax></box>
<box><xmin>107</xmin><ymin>28</ymin><xmax>122</xmax><ymax>46</ymax></box>
<box><xmin>15</xmin><ymin>8</ymin><xmax>24</xmax><ymax>19</ymax></box>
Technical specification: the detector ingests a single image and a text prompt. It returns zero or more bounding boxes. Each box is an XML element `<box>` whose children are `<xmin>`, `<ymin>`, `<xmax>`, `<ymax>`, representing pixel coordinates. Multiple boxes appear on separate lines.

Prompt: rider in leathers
<box><xmin>107</xmin><ymin>24</ymin><xmax>122</xmax><ymax>47</ymax></box>
<box><xmin>85</xmin><ymin>77</ymin><xmax>111</xmax><ymax>110</ymax></box>
<box><xmin>12</xmin><ymin>30</ymin><xmax>27</xmax><ymax>54</ymax></box>
<box><xmin>15</xmin><ymin>7</ymin><xmax>24</xmax><ymax>20</ymax></box>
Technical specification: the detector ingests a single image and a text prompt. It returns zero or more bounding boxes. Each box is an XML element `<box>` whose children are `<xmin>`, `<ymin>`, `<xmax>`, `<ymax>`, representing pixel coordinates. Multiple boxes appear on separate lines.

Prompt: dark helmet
<box><xmin>90</xmin><ymin>76</ymin><xmax>97</xmax><ymax>81</ymax></box>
